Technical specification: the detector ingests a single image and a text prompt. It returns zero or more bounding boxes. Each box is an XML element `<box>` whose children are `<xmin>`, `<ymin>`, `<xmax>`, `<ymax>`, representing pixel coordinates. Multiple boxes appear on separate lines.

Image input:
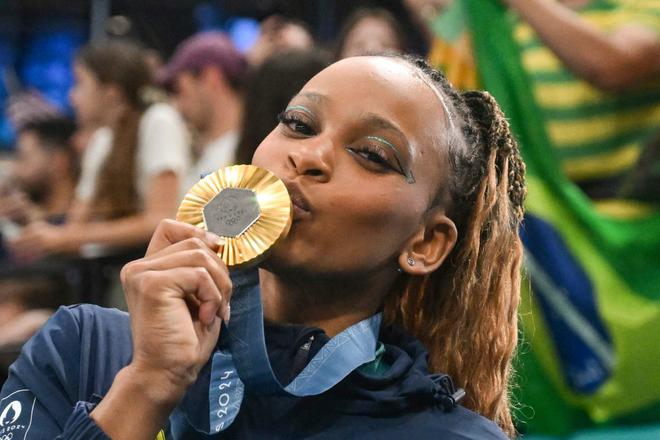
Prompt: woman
<box><xmin>335</xmin><ymin>8</ymin><xmax>408</xmax><ymax>59</ymax></box>
<box><xmin>0</xmin><ymin>55</ymin><xmax>525</xmax><ymax>439</ymax></box>
<box><xmin>10</xmin><ymin>41</ymin><xmax>189</xmax><ymax>261</ymax></box>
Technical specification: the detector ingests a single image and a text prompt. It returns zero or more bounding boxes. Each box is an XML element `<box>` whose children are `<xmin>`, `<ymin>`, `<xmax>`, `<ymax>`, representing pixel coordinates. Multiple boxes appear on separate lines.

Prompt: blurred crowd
<box><xmin>0</xmin><ymin>0</ymin><xmax>658</xmax><ymax>437</ymax></box>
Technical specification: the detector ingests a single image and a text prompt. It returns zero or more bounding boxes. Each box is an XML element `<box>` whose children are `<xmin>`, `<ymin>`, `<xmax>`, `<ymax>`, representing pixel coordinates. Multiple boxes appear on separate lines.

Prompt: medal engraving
<box><xmin>177</xmin><ymin>165</ymin><xmax>292</xmax><ymax>268</ymax></box>
<box><xmin>203</xmin><ymin>188</ymin><xmax>260</xmax><ymax>237</ymax></box>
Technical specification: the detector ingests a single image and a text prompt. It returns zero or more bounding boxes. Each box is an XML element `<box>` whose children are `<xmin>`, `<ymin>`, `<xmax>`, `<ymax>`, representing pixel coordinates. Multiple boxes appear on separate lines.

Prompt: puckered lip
<box><xmin>282</xmin><ymin>180</ymin><xmax>312</xmax><ymax>219</ymax></box>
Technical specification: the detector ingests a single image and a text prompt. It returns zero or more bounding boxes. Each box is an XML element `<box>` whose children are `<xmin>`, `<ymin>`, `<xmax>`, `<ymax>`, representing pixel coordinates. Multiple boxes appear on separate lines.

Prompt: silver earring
<box><xmin>407</xmin><ymin>256</ymin><xmax>415</xmax><ymax>266</ymax></box>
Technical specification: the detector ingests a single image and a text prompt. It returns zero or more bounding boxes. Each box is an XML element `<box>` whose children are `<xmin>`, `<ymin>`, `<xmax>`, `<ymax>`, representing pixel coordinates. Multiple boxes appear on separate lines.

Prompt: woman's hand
<box><xmin>0</xmin><ymin>189</ymin><xmax>43</xmax><ymax>225</ymax></box>
<box><xmin>8</xmin><ymin>222</ymin><xmax>69</xmax><ymax>263</ymax></box>
<box><xmin>90</xmin><ymin>219</ymin><xmax>231</xmax><ymax>439</ymax></box>
<box><xmin>121</xmin><ymin>218</ymin><xmax>231</xmax><ymax>401</ymax></box>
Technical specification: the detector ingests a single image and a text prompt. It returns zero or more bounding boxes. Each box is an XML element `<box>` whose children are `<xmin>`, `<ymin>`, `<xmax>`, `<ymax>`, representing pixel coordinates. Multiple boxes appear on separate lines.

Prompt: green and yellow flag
<box><xmin>432</xmin><ymin>0</ymin><xmax>660</xmax><ymax>436</ymax></box>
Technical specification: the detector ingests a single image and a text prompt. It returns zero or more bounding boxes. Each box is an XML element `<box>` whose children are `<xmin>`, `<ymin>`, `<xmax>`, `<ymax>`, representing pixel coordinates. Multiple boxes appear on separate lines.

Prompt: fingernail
<box><xmin>223</xmin><ymin>304</ymin><xmax>231</xmax><ymax>324</ymax></box>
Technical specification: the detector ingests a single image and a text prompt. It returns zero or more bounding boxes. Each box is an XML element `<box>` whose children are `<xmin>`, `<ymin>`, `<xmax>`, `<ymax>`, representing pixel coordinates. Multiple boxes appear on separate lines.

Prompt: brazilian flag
<box><xmin>434</xmin><ymin>0</ymin><xmax>660</xmax><ymax>437</ymax></box>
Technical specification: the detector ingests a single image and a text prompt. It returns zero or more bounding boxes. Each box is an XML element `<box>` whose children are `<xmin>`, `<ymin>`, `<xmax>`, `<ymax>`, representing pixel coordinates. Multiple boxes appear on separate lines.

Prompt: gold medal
<box><xmin>177</xmin><ymin>165</ymin><xmax>292</xmax><ymax>268</ymax></box>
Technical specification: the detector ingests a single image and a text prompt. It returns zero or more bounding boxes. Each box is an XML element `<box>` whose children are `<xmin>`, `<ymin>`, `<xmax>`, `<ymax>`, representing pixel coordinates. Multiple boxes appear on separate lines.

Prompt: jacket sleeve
<box><xmin>0</xmin><ymin>306</ymin><xmax>111</xmax><ymax>439</ymax></box>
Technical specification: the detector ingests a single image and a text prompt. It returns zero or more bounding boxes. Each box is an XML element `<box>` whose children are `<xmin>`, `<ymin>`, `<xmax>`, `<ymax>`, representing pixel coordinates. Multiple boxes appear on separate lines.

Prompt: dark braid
<box><xmin>461</xmin><ymin>91</ymin><xmax>526</xmax><ymax>223</ymax></box>
<box><xmin>383</xmin><ymin>54</ymin><xmax>526</xmax><ymax>438</ymax></box>
<box><xmin>397</xmin><ymin>54</ymin><xmax>525</xmax><ymax>223</ymax></box>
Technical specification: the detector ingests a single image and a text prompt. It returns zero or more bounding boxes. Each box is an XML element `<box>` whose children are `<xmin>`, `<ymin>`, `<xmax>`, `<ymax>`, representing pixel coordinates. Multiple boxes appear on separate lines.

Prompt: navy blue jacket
<box><xmin>0</xmin><ymin>304</ymin><xmax>507</xmax><ymax>439</ymax></box>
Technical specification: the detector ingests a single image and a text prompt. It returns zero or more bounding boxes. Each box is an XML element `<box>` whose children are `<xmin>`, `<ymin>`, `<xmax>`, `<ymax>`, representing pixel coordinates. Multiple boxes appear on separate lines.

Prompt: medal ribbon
<box><xmin>206</xmin><ymin>268</ymin><xmax>382</xmax><ymax>434</ymax></box>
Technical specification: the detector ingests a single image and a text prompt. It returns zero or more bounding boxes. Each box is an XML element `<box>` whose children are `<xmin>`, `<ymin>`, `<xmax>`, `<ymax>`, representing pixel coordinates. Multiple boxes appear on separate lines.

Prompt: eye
<box><xmin>346</xmin><ymin>137</ymin><xmax>413</xmax><ymax>181</ymax></box>
<box><xmin>346</xmin><ymin>143</ymin><xmax>404</xmax><ymax>177</ymax></box>
<box><xmin>347</xmin><ymin>145</ymin><xmax>392</xmax><ymax>168</ymax></box>
<box><xmin>277</xmin><ymin>111</ymin><xmax>316</xmax><ymax>137</ymax></box>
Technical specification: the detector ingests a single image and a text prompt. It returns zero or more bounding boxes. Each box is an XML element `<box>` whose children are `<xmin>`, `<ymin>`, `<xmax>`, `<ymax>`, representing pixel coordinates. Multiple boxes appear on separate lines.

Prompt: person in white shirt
<box><xmin>10</xmin><ymin>41</ymin><xmax>190</xmax><ymax>261</ymax></box>
<box><xmin>158</xmin><ymin>32</ymin><xmax>247</xmax><ymax>191</ymax></box>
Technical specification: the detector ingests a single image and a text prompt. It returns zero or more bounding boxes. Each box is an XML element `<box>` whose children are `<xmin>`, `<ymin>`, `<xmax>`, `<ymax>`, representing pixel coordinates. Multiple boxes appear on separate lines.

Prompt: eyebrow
<box><xmin>361</xmin><ymin>113</ymin><xmax>409</xmax><ymax>148</ymax></box>
<box><xmin>360</xmin><ymin>113</ymin><xmax>415</xmax><ymax>182</ymax></box>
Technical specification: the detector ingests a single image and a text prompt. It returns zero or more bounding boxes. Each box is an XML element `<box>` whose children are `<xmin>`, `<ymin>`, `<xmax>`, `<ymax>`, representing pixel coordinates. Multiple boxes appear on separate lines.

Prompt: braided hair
<box><xmin>382</xmin><ymin>55</ymin><xmax>526</xmax><ymax>438</ymax></box>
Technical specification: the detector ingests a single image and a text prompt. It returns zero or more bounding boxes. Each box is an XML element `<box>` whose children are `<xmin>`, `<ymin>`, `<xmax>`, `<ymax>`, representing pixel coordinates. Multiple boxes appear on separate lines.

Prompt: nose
<box><xmin>287</xmin><ymin>138</ymin><xmax>334</xmax><ymax>182</ymax></box>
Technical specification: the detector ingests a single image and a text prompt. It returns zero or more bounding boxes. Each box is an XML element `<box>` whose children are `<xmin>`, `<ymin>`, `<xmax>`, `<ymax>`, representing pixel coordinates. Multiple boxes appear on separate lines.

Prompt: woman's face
<box><xmin>253</xmin><ymin>56</ymin><xmax>452</xmax><ymax>278</ymax></box>
<box><xmin>69</xmin><ymin>63</ymin><xmax>109</xmax><ymax>128</ymax></box>
<box><xmin>340</xmin><ymin>17</ymin><xmax>402</xmax><ymax>58</ymax></box>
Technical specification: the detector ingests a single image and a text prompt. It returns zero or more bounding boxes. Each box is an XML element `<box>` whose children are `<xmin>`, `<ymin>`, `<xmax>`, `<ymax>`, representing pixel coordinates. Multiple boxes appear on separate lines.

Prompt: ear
<box><xmin>398</xmin><ymin>209</ymin><xmax>457</xmax><ymax>276</ymax></box>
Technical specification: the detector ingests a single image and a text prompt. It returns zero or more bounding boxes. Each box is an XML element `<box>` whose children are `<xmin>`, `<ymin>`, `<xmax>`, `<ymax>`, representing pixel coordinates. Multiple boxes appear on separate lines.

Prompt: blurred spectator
<box><xmin>404</xmin><ymin>0</ymin><xmax>450</xmax><ymax>23</ymax></box>
<box><xmin>246</xmin><ymin>15</ymin><xmax>314</xmax><ymax>66</ymax></box>
<box><xmin>426</xmin><ymin>1</ymin><xmax>660</xmax><ymax>435</ymax></box>
<box><xmin>235</xmin><ymin>49</ymin><xmax>330</xmax><ymax>165</ymax></box>
<box><xmin>429</xmin><ymin>0</ymin><xmax>660</xmax><ymax>201</ymax></box>
<box><xmin>159</xmin><ymin>32</ymin><xmax>247</xmax><ymax>191</ymax></box>
<box><xmin>400</xmin><ymin>0</ymin><xmax>452</xmax><ymax>55</ymax></box>
<box><xmin>335</xmin><ymin>7</ymin><xmax>408</xmax><ymax>59</ymax></box>
<box><xmin>0</xmin><ymin>273</ymin><xmax>69</xmax><ymax>383</ymax></box>
<box><xmin>504</xmin><ymin>0</ymin><xmax>660</xmax><ymax>91</ymax></box>
<box><xmin>0</xmin><ymin>117</ymin><xmax>77</xmax><ymax>227</ymax></box>
<box><xmin>0</xmin><ymin>274</ymin><xmax>66</xmax><ymax>347</ymax></box>
<box><xmin>4</xmin><ymin>90</ymin><xmax>62</xmax><ymax>133</ymax></box>
<box><xmin>502</xmin><ymin>0</ymin><xmax>660</xmax><ymax>199</ymax></box>
<box><xmin>8</xmin><ymin>41</ymin><xmax>190</xmax><ymax>262</ymax></box>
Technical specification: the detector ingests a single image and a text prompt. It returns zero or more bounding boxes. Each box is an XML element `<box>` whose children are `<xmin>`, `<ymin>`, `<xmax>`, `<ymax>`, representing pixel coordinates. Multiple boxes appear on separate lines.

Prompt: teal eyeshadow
<box><xmin>284</xmin><ymin>105</ymin><xmax>314</xmax><ymax>116</ymax></box>
<box><xmin>365</xmin><ymin>136</ymin><xmax>416</xmax><ymax>184</ymax></box>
